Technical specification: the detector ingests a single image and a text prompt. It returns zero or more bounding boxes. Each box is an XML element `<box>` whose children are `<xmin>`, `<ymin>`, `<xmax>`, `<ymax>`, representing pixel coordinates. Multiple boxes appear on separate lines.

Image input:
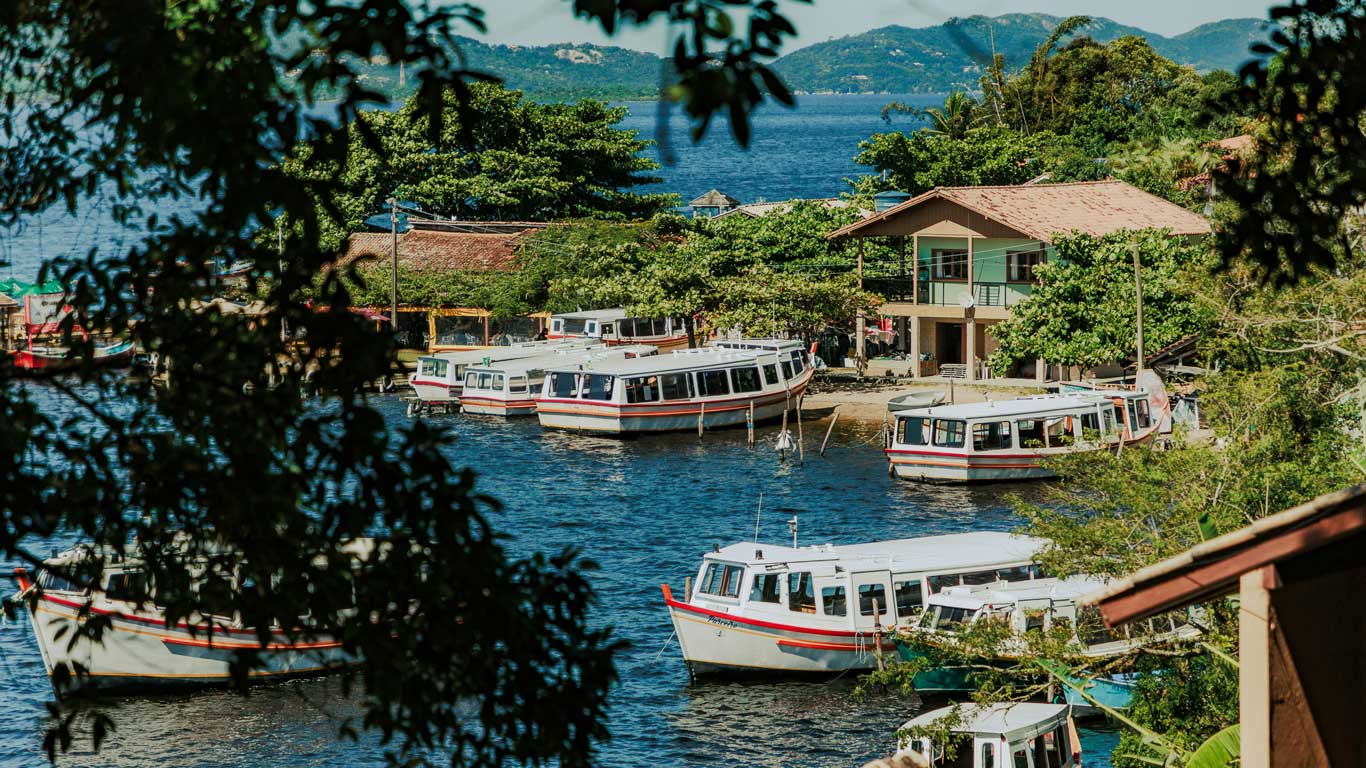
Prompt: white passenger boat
<box><xmin>535</xmin><ymin>339</ymin><xmax>815</xmax><ymax>435</ymax></box>
<box><xmin>10</xmin><ymin>542</ymin><xmax>370</xmax><ymax>697</ymax></box>
<box><xmin>885</xmin><ymin>378</ymin><xmax>1168</xmax><ymax>483</ymax></box>
<box><xmin>458</xmin><ymin>344</ymin><xmax>658</xmax><ymax>416</ymax></box>
<box><xmin>408</xmin><ymin>339</ymin><xmax>593</xmax><ymax>409</ymax></box>
<box><xmin>661</xmin><ymin>531</ymin><xmax>1047</xmax><ymax>677</ymax></box>
<box><xmin>547</xmin><ymin>308</ymin><xmax>691</xmax><ymax>350</ymax></box>
<box><xmin>893</xmin><ymin>702</ymin><xmax>1080</xmax><ymax>768</ymax></box>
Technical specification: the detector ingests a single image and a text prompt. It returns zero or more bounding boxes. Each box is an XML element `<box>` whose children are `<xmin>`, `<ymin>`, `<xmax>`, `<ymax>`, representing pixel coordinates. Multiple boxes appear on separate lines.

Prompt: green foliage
<box><xmin>283</xmin><ymin>83</ymin><xmax>676</xmax><ymax>252</ymax></box>
<box><xmin>1185</xmin><ymin>725</ymin><xmax>1240</xmax><ymax>768</ymax></box>
<box><xmin>1114</xmin><ymin>653</ymin><xmax>1240</xmax><ymax>767</ymax></box>
<box><xmin>854</xmin><ymin>127</ymin><xmax>1098</xmax><ymax>195</ymax></box>
<box><xmin>988</xmin><ymin>230</ymin><xmax>1216</xmax><ymax>374</ymax></box>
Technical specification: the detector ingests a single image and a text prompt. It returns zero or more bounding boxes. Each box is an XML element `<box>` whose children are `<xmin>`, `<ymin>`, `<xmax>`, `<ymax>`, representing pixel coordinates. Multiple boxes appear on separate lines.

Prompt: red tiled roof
<box><xmin>830</xmin><ymin>180</ymin><xmax>1212</xmax><ymax>241</ymax></box>
<box><xmin>339</xmin><ymin>229</ymin><xmax>528</xmax><ymax>273</ymax></box>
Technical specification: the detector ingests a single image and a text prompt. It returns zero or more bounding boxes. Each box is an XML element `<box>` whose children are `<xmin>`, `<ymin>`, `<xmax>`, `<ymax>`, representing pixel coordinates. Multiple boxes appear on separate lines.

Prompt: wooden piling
<box><xmin>873</xmin><ymin>597</ymin><xmax>885</xmax><ymax>671</ymax></box>
<box><xmin>796</xmin><ymin>396</ymin><xmax>804</xmax><ymax>466</ymax></box>
<box><xmin>820</xmin><ymin>408</ymin><xmax>840</xmax><ymax>457</ymax></box>
<box><xmin>747</xmin><ymin>401</ymin><xmax>755</xmax><ymax>448</ymax></box>
<box><xmin>779</xmin><ymin>407</ymin><xmax>789</xmax><ymax>461</ymax></box>
<box><xmin>698</xmin><ymin>402</ymin><xmax>705</xmax><ymax>440</ymax></box>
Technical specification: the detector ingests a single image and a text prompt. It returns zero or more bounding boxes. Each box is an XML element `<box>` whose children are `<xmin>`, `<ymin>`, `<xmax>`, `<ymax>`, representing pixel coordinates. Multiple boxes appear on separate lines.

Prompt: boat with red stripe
<box><xmin>458</xmin><ymin>344</ymin><xmax>658</xmax><ymax>416</ymax></box>
<box><xmin>662</xmin><ymin>531</ymin><xmax>1047</xmax><ymax>677</ymax></box>
<box><xmin>535</xmin><ymin>339</ymin><xmax>815</xmax><ymax>434</ymax></box>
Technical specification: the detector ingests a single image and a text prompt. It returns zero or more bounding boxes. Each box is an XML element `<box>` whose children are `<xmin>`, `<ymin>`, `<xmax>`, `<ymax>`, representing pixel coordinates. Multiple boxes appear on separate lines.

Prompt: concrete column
<box><xmin>1240</xmin><ymin>568</ymin><xmax>1273</xmax><ymax>768</ymax></box>
<box><xmin>910</xmin><ymin>316</ymin><xmax>921</xmax><ymax>379</ymax></box>
<box><xmin>966</xmin><ymin>317</ymin><xmax>977</xmax><ymax>382</ymax></box>
<box><xmin>1035</xmin><ymin>358</ymin><xmax>1046</xmax><ymax>384</ymax></box>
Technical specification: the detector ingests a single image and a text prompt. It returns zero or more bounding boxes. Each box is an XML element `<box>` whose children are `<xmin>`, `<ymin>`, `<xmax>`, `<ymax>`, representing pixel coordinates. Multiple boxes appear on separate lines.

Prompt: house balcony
<box><xmin>862</xmin><ymin>278</ymin><xmax>1032</xmax><ymax>308</ymax></box>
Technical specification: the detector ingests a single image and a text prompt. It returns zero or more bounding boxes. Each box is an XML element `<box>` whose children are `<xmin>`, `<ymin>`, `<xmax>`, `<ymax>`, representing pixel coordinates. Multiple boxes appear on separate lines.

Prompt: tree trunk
<box><xmin>686</xmin><ymin>315</ymin><xmax>697</xmax><ymax>349</ymax></box>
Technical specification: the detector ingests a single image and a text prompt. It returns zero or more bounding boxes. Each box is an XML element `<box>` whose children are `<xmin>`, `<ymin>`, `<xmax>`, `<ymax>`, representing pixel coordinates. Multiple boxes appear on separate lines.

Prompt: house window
<box><xmin>1007</xmin><ymin>249</ymin><xmax>1045</xmax><ymax>282</ymax></box>
<box><xmin>932</xmin><ymin>249</ymin><xmax>968</xmax><ymax>280</ymax></box>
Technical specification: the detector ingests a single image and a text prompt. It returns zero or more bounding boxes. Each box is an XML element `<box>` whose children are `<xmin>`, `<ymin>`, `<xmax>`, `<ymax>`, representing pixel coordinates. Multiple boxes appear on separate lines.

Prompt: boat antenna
<box><xmin>753</xmin><ymin>492</ymin><xmax>763</xmax><ymax>543</ymax></box>
<box><xmin>788</xmin><ymin>515</ymin><xmax>798</xmax><ymax>549</ymax></box>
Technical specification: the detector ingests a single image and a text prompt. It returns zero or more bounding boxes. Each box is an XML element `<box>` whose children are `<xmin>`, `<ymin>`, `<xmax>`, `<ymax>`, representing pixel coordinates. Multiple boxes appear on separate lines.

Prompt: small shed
<box><xmin>1085</xmin><ymin>483</ymin><xmax>1366</xmax><ymax>767</ymax></box>
<box><xmin>688</xmin><ymin>189</ymin><xmax>742</xmax><ymax>218</ymax></box>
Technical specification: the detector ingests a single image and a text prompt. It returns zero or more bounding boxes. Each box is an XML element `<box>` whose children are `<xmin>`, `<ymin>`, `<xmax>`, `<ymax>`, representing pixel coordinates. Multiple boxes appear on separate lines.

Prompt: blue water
<box><xmin>0</xmin><ymin>94</ymin><xmax>1125</xmax><ymax>767</ymax></box>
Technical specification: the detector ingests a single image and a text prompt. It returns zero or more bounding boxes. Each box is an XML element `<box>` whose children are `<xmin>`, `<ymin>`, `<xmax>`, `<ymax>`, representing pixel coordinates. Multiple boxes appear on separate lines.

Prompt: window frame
<box><xmin>932</xmin><ymin>419</ymin><xmax>967</xmax><ymax>448</ymax></box>
<box><xmin>932</xmin><ymin>248</ymin><xmax>969</xmax><ymax>281</ymax></box>
<box><xmin>1006</xmin><ymin>249</ymin><xmax>1046</xmax><ymax>283</ymax></box>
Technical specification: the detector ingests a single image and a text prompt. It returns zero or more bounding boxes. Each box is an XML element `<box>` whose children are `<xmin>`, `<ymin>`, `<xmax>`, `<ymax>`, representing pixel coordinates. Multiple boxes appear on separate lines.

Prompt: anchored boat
<box><xmin>408</xmin><ymin>339</ymin><xmax>594</xmax><ymax>410</ymax></box>
<box><xmin>458</xmin><ymin>344</ymin><xmax>658</xmax><ymax>416</ymax></box>
<box><xmin>893</xmin><ymin>702</ymin><xmax>1080</xmax><ymax>768</ymax></box>
<box><xmin>535</xmin><ymin>339</ymin><xmax>814</xmax><ymax>435</ymax></box>
<box><xmin>11</xmin><ymin>339</ymin><xmax>135</xmax><ymax>370</ymax></box>
<box><xmin>661</xmin><ymin>531</ymin><xmax>1047</xmax><ymax>677</ymax></box>
<box><xmin>9</xmin><ymin>542</ymin><xmax>371</xmax><ymax>697</ymax></box>
<box><xmin>886</xmin><ymin>380</ymin><xmax>1167</xmax><ymax>483</ymax></box>
<box><xmin>547</xmin><ymin>309</ymin><xmax>690</xmax><ymax>350</ymax></box>
<box><xmin>894</xmin><ymin>576</ymin><xmax>1199</xmax><ymax>695</ymax></box>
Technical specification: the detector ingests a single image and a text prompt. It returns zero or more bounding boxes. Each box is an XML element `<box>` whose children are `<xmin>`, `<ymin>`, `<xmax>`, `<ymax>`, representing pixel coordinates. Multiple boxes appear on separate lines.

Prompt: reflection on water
<box><xmin>1</xmin><ymin>392</ymin><xmax>1120</xmax><ymax>767</ymax></box>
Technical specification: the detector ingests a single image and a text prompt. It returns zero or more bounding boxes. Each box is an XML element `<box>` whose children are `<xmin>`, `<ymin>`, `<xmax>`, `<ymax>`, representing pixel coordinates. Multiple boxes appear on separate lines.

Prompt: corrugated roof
<box><xmin>339</xmin><ymin>227</ymin><xmax>531</xmax><ymax>273</ymax></box>
<box><xmin>830</xmin><ymin>180</ymin><xmax>1212</xmax><ymax>241</ymax></box>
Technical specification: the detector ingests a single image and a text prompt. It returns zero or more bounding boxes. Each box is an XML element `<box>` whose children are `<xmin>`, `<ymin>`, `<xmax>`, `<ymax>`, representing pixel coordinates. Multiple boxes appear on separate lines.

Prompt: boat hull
<box><xmin>20</xmin><ymin>584</ymin><xmax>351</xmax><ymax>698</ymax></box>
<box><xmin>662</xmin><ymin>585</ymin><xmax>893</xmax><ymax>677</ymax></box>
<box><xmin>886</xmin><ymin>449</ymin><xmax>1060</xmax><ymax>483</ymax></box>
<box><xmin>537</xmin><ymin>376</ymin><xmax>811</xmax><ymax>435</ymax></box>
<box><xmin>1062</xmin><ymin>672</ymin><xmax>1137</xmax><ymax>711</ymax></box>
<box><xmin>458</xmin><ymin>395</ymin><xmax>537</xmax><ymax>417</ymax></box>
<box><xmin>410</xmin><ymin>379</ymin><xmax>460</xmax><ymax>404</ymax></box>
<box><xmin>893</xmin><ymin>641</ymin><xmax>1007</xmax><ymax>693</ymax></box>
<box><xmin>12</xmin><ymin>342</ymin><xmax>135</xmax><ymax>371</ymax></box>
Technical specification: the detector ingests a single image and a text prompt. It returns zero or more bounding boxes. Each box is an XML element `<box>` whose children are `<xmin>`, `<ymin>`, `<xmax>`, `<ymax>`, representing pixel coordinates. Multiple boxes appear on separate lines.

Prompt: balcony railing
<box><xmin>861</xmin><ymin>278</ymin><xmax>1025</xmax><ymax>307</ymax></box>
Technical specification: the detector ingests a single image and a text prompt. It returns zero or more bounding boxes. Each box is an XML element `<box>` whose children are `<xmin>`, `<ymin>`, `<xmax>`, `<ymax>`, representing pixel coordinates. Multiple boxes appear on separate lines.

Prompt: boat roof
<box><xmin>902</xmin><ymin>703</ymin><xmax>1069</xmax><ymax>740</ymax></box>
<box><xmin>897</xmin><ymin>394</ymin><xmax>1113</xmax><ymax>421</ymax></box>
<box><xmin>544</xmin><ymin>346</ymin><xmax>771</xmax><ymax>376</ymax></box>
<box><xmin>466</xmin><ymin>345</ymin><xmax>657</xmax><ymax>376</ymax></box>
<box><xmin>708</xmin><ymin>531</ymin><xmax>1044</xmax><ymax>573</ymax></box>
<box><xmin>422</xmin><ymin>340</ymin><xmax>594</xmax><ymax>364</ymax></box>
<box><xmin>713</xmin><ymin>338</ymin><xmax>805</xmax><ymax>353</ymax></box>
<box><xmin>929</xmin><ymin>575</ymin><xmax>1108</xmax><ymax>609</ymax></box>
<box><xmin>553</xmin><ymin>308</ymin><xmax>628</xmax><ymax>321</ymax></box>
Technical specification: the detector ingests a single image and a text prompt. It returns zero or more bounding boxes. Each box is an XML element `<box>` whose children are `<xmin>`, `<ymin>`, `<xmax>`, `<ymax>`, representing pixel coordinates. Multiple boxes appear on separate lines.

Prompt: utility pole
<box><xmin>388</xmin><ymin>196</ymin><xmax>399</xmax><ymax>327</ymax></box>
<box><xmin>1132</xmin><ymin>237</ymin><xmax>1144</xmax><ymax>379</ymax></box>
<box><xmin>855</xmin><ymin>238</ymin><xmax>866</xmax><ymax>374</ymax></box>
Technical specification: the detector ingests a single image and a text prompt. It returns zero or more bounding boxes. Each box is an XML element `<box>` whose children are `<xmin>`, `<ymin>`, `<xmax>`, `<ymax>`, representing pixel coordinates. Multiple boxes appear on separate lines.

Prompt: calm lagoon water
<box><xmin>0</xmin><ymin>94</ymin><xmax>1124</xmax><ymax>767</ymax></box>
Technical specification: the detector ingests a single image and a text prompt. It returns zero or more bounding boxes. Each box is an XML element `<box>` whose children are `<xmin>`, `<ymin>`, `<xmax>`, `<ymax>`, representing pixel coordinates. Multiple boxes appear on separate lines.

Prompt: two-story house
<box><xmin>828</xmin><ymin>180</ymin><xmax>1212</xmax><ymax>381</ymax></box>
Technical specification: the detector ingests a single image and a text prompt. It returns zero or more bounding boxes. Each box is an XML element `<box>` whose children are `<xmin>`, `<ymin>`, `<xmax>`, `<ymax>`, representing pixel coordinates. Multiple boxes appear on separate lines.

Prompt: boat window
<box><xmin>699</xmin><ymin>563</ymin><xmax>744</xmax><ymax>598</ymax></box>
<box><xmin>1135</xmin><ymin>398</ymin><xmax>1151</xmax><ymax>429</ymax></box>
<box><xmin>982</xmin><ymin>742</ymin><xmax>995</xmax><ymax>768</ymax></box>
<box><xmin>551</xmin><ymin>319</ymin><xmax>563</xmax><ymax>333</ymax></box>
<box><xmin>105</xmin><ymin>571</ymin><xmax>148</xmax><ymax>602</ymax></box>
<box><xmin>961</xmin><ymin>569</ymin><xmax>998</xmax><ymax>586</ymax></box>
<box><xmin>749</xmin><ymin>573</ymin><xmax>781</xmax><ymax>604</ymax></box>
<box><xmin>561</xmin><ymin>318</ymin><xmax>587</xmax><ymax>335</ymax></box>
<box><xmin>1037</xmin><ymin>731</ymin><xmax>1063</xmax><ymax>768</ymax></box>
<box><xmin>38</xmin><ymin>569</ymin><xmax>82</xmax><ymax>593</ymax></box>
<box><xmin>858</xmin><ymin>583</ymin><xmax>888</xmax><ymax>617</ymax></box>
<box><xmin>929</xmin><ymin>606</ymin><xmax>975</xmax><ymax>630</ymax></box>
<box><xmin>932</xmin><ymin>419</ymin><xmax>966</xmax><ymax>448</ymax></box>
<box><xmin>600</xmin><ymin>322</ymin><xmax>614</xmax><ymax>338</ymax></box>
<box><xmin>788</xmin><ymin>572</ymin><xmax>816</xmax><ymax>613</ymax></box>
<box><xmin>1053</xmin><ymin>725</ymin><xmax>1071</xmax><ymax>762</ymax></box>
<box><xmin>549</xmin><ymin>372</ymin><xmax>578</xmax><ymax>398</ymax></box>
<box><xmin>1080</xmin><ymin>411</ymin><xmax>1100</xmax><ymax>441</ymax></box>
<box><xmin>198</xmin><ymin>571</ymin><xmax>236</xmax><ymax>618</ymax></box>
<box><xmin>789</xmin><ymin>352</ymin><xmax>805</xmax><ymax>374</ymax></box>
<box><xmin>419</xmin><ymin>357</ymin><xmax>448</xmax><ymax>378</ymax></box>
<box><xmin>1013</xmin><ymin>748</ymin><xmax>1029</xmax><ymax>768</ymax></box>
<box><xmin>762</xmin><ymin>364</ymin><xmax>780</xmax><ymax>385</ymax></box>
<box><xmin>731</xmin><ymin>367</ymin><xmax>762</xmax><ymax>393</ymax></box>
<box><xmin>697</xmin><ymin>369</ymin><xmax>731</xmax><ymax>397</ymax></box>
<box><xmin>660</xmin><ymin>372</ymin><xmax>692</xmax><ymax>400</ymax></box>
<box><xmin>508</xmin><ymin>376</ymin><xmax>528</xmax><ymax>394</ymax></box>
<box><xmin>821</xmin><ymin>586</ymin><xmax>847</xmax><ymax>616</ymax></box>
<box><xmin>972</xmin><ymin>421</ymin><xmax>1013</xmax><ymax>451</ymax></box>
<box><xmin>624</xmin><ymin>376</ymin><xmax>661</xmax><ymax>403</ymax></box>
<box><xmin>897</xmin><ymin>416</ymin><xmax>929</xmax><ymax>446</ymax></box>
<box><xmin>1017</xmin><ymin>418</ymin><xmax>1046</xmax><ymax>447</ymax></box>
<box><xmin>582</xmin><ymin>374</ymin><xmax>615</xmax><ymax>401</ymax></box>
<box><xmin>586</xmin><ymin>321</ymin><xmax>598</xmax><ymax>335</ymax></box>
<box><xmin>995</xmin><ymin>565</ymin><xmax>1035</xmax><ymax>583</ymax></box>
<box><xmin>465</xmin><ymin>372</ymin><xmax>478</xmax><ymax>389</ymax></box>
<box><xmin>1024</xmin><ymin>609</ymin><xmax>1047</xmax><ymax>635</ymax></box>
<box><xmin>780</xmin><ymin>360</ymin><xmax>794</xmax><ymax>379</ymax></box>
<box><xmin>894</xmin><ymin>579</ymin><xmax>923</xmax><ymax>616</ymax></box>
<box><xmin>491</xmin><ymin>373</ymin><xmax>504</xmax><ymax>391</ymax></box>
<box><xmin>927</xmin><ymin>574</ymin><xmax>960</xmax><ymax>592</ymax></box>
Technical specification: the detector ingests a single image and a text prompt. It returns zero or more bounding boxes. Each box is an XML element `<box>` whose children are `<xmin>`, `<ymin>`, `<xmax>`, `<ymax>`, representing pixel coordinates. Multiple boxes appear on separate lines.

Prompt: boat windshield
<box><xmin>418</xmin><ymin>357</ymin><xmax>448</xmax><ymax>378</ymax></box>
<box><xmin>37</xmin><ymin>568</ymin><xmax>83</xmax><ymax>593</ymax></box>
<box><xmin>561</xmin><ymin>318</ymin><xmax>587</xmax><ymax>335</ymax></box>
<box><xmin>920</xmin><ymin>605</ymin><xmax>976</xmax><ymax>631</ymax></box>
<box><xmin>897</xmin><ymin>416</ymin><xmax>929</xmax><ymax>446</ymax></box>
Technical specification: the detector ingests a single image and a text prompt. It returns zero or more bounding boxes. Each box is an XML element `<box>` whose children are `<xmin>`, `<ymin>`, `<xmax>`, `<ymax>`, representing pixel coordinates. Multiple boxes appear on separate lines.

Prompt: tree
<box><xmin>284</xmin><ymin>83</ymin><xmax>678</xmax><ymax>252</ymax></box>
<box><xmin>987</xmin><ymin>230</ymin><xmax>1216</xmax><ymax>374</ymax></box>
<box><xmin>0</xmin><ymin>0</ymin><xmax>807</xmax><ymax>762</ymax></box>
<box><xmin>881</xmin><ymin>92</ymin><xmax>983</xmax><ymax>140</ymax></box>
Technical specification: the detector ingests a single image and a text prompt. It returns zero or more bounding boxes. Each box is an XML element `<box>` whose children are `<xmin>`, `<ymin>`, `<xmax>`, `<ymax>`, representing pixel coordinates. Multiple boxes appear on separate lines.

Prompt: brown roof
<box><xmin>1084</xmin><ymin>483</ymin><xmax>1366</xmax><ymax>627</ymax></box>
<box><xmin>689</xmin><ymin>189</ymin><xmax>742</xmax><ymax>208</ymax></box>
<box><xmin>829</xmin><ymin>180</ymin><xmax>1212</xmax><ymax>241</ymax></box>
<box><xmin>339</xmin><ymin>228</ymin><xmax>530</xmax><ymax>273</ymax></box>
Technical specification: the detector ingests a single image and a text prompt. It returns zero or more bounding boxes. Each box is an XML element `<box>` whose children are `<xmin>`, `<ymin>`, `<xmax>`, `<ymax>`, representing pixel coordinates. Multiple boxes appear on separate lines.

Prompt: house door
<box><xmin>936</xmin><ymin>322</ymin><xmax>963</xmax><ymax>364</ymax></box>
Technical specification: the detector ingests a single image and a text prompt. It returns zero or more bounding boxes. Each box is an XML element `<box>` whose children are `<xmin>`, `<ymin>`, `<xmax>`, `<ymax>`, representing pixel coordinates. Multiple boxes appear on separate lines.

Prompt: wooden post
<box><xmin>911</xmin><ymin>234</ymin><xmax>919</xmax><ymax>305</ymax></box>
<box><xmin>388</xmin><ymin>196</ymin><xmax>400</xmax><ymax>327</ymax></box>
<box><xmin>747</xmin><ymin>401</ymin><xmax>755</xmax><ymax>448</ymax></box>
<box><xmin>1240</xmin><ymin>568</ymin><xmax>1273</xmax><ymax>768</ymax></box>
<box><xmin>966</xmin><ymin>317</ymin><xmax>977</xmax><ymax>383</ymax></box>
<box><xmin>796</xmin><ymin>396</ymin><xmax>804</xmax><ymax>466</ymax></box>
<box><xmin>1036</xmin><ymin>357</ymin><xmax>1046</xmax><ymax>384</ymax></box>
<box><xmin>820</xmin><ymin>408</ymin><xmax>840</xmax><ymax>457</ymax></box>
<box><xmin>779</xmin><ymin>407</ymin><xmax>789</xmax><ymax>461</ymax></box>
<box><xmin>1133</xmin><ymin>237</ymin><xmax>1145</xmax><ymax>378</ymax></box>
<box><xmin>873</xmin><ymin>597</ymin><xmax>885</xmax><ymax>671</ymax></box>
<box><xmin>697</xmin><ymin>402</ymin><xmax>705</xmax><ymax>440</ymax></box>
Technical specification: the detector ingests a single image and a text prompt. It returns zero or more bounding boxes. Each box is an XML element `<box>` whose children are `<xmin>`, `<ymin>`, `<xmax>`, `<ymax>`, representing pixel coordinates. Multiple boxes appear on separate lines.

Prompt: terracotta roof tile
<box><xmin>339</xmin><ymin>229</ymin><xmax>528</xmax><ymax>273</ymax></box>
<box><xmin>831</xmin><ymin>180</ymin><xmax>1212</xmax><ymax>241</ymax></box>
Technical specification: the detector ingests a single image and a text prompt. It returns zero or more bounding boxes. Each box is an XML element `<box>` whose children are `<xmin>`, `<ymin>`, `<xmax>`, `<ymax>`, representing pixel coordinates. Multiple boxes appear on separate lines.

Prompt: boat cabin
<box><xmin>895</xmin><ymin>703</ymin><xmax>1079</xmax><ymax>768</ymax></box>
<box><xmin>459</xmin><ymin>345</ymin><xmax>657</xmax><ymax>416</ymax></box>
<box><xmin>409</xmin><ymin>339</ymin><xmax>595</xmax><ymax>406</ymax></box>
<box><xmin>548</xmin><ymin>309</ymin><xmax>690</xmax><ymax>350</ymax></box>
<box><xmin>687</xmin><ymin>532</ymin><xmax>1047</xmax><ymax>633</ymax></box>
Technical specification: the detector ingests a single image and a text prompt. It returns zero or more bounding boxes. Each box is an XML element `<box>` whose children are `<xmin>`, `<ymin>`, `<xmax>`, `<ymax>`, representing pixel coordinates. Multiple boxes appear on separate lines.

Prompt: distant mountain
<box><xmin>328</xmin><ymin>14</ymin><xmax>1272</xmax><ymax>102</ymax></box>
<box><xmin>771</xmin><ymin>14</ymin><xmax>1273</xmax><ymax>94</ymax></box>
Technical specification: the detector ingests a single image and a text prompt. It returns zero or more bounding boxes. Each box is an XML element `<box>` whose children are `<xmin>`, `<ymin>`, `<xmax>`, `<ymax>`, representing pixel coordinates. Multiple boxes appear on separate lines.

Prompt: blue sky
<box><xmin>465</xmin><ymin>0</ymin><xmax>1279</xmax><ymax>53</ymax></box>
